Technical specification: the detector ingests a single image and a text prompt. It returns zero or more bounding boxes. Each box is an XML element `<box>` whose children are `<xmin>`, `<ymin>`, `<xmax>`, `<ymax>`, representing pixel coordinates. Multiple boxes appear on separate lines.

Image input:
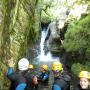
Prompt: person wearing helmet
<box><xmin>7</xmin><ymin>58</ymin><xmax>38</xmax><ymax>90</ymax></box>
<box><xmin>75</xmin><ymin>71</ymin><xmax>90</xmax><ymax>90</ymax></box>
<box><xmin>29</xmin><ymin>64</ymin><xmax>34</xmax><ymax>69</ymax></box>
<box><xmin>24</xmin><ymin>70</ymin><xmax>38</xmax><ymax>90</ymax></box>
<box><xmin>25</xmin><ymin>64</ymin><xmax>38</xmax><ymax>90</ymax></box>
<box><xmin>7</xmin><ymin>58</ymin><xmax>29</xmax><ymax>90</ymax></box>
<box><xmin>37</xmin><ymin>64</ymin><xmax>50</xmax><ymax>85</ymax></box>
<box><xmin>28</xmin><ymin>64</ymin><xmax>34</xmax><ymax>73</ymax></box>
<box><xmin>52</xmin><ymin>61</ymin><xmax>71</xmax><ymax>90</ymax></box>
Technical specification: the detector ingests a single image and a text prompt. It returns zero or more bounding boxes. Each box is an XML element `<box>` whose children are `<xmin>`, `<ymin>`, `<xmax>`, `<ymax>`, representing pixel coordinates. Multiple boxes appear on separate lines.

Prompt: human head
<box><xmin>78</xmin><ymin>71</ymin><xmax>90</xmax><ymax>89</ymax></box>
<box><xmin>41</xmin><ymin>64</ymin><xmax>48</xmax><ymax>72</ymax></box>
<box><xmin>33</xmin><ymin>76</ymin><xmax>38</xmax><ymax>85</ymax></box>
<box><xmin>29</xmin><ymin>64</ymin><xmax>34</xmax><ymax>70</ymax></box>
<box><xmin>51</xmin><ymin>61</ymin><xmax>63</xmax><ymax>77</ymax></box>
<box><xmin>28</xmin><ymin>73</ymin><xmax>38</xmax><ymax>85</ymax></box>
<box><xmin>18</xmin><ymin>58</ymin><xmax>29</xmax><ymax>71</ymax></box>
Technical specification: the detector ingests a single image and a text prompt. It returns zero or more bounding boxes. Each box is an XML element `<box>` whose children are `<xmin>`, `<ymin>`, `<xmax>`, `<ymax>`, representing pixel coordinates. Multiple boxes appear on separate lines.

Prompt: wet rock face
<box><xmin>45</xmin><ymin>20</ymin><xmax>65</xmax><ymax>53</ymax></box>
<box><xmin>26</xmin><ymin>41</ymin><xmax>41</xmax><ymax>62</ymax></box>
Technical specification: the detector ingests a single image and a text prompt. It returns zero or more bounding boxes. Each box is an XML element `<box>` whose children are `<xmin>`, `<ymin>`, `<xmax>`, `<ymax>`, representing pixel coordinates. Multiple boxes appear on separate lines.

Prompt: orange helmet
<box><xmin>41</xmin><ymin>64</ymin><xmax>48</xmax><ymax>70</ymax></box>
<box><xmin>29</xmin><ymin>64</ymin><xmax>34</xmax><ymax>69</ymax></box>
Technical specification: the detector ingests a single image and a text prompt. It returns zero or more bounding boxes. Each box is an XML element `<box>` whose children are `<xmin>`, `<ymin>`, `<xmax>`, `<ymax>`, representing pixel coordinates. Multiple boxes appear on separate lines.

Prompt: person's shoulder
<box><xmin>25</xmin><ymin>70</ymin><xmax>32</xmax><ymax>76</ymax></box>
<box><xmin>53</xmin><ymin>84</ymin><xmax>61</xmax><ymax>90</ymax></box>
<box><xmin>61</xmin><ymin>72</ymin><xmax>71</xmax><ymax>82</ymax></box>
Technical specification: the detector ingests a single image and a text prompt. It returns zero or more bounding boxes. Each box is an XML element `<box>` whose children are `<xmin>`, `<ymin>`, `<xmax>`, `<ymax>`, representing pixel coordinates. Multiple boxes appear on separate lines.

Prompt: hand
<box><xmin>8</xmin><ymin>58</ymin><xmax>15</xmax><ymax>67</ymax></box>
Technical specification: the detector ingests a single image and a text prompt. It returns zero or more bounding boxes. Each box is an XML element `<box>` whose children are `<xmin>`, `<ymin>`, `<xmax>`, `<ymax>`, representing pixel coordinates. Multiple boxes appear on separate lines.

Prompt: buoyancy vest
<box><xmin>38</xmin><ymin>70</ymin><xmax>50</xmax><ymax>85</ymax></box>
<box><xmin>53</xmin><ymin>73</ymin><xmax>71</xmax><ymax>90</ymax></box>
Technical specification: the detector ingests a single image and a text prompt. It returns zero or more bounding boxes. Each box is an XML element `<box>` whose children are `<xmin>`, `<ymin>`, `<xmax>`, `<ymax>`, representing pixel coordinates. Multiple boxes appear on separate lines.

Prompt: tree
<box><xmin>63</xmin><ymin>15</ymin><xmax>90</xmax><ymax>63</ymax></box>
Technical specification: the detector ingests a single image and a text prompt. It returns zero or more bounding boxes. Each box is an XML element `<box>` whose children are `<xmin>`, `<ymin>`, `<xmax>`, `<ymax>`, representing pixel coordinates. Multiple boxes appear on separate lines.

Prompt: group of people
<box><xmin>7</xmin><ymin>58</ymin><xmax>90</xmax><ymax>90</ymax></box>
<box><xmin>7</xmin><ymin>58</ymin><xmax>50</xmax><ymax>90</ymax></box>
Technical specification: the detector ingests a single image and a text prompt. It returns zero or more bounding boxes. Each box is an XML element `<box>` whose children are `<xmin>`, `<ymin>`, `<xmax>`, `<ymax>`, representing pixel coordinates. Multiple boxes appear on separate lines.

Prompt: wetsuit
<box><xmin>37</xmin><ymin>70</ymin><xmax>50</xmax><ymax>85</ymax></box>
<box><xmin>7</xmin><ymin>67</ymin><xmax>38</xmax><ymax>90</ymax></box>
<box><xmin>52</xmin><ymin>72</ymin><xmax>71</xmax><ymax>90</ymax></box>
<box><xmin>7</xmin><ymin>67</ymin><xmax>27</xmax><ymax>90</ymax></box>
<box><xmin>24</xmin><ymin>71</ymin><xmax>38</xmax><ymax>90</ymax></box>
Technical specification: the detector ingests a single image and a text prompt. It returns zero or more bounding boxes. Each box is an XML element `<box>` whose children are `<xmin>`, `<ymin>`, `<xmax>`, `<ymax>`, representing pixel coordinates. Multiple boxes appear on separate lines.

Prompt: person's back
<box><xmin>36</xmin><ymin>65</ymin><xmax>50</xmax><ymax>90</ymax></box>
<box><xmin>7</xmin><ymin>70</ymin><xmax>27</xmax><ymax>90</ymax></box>
<box><xmin>53</xmin><ymin>72</ymin><xmax>71</xmax><ymax>90</ymax></box>
<box><xmin>24</xmin><ymin>69</ymin><xmax>38</xmax><ymax>90</ymax></box>
<box><xmin>38</xmin><ymin>70</ymin><xmax>50</xmax><ymax>85</ymax></box>
<box><xmin>37</xmin><ymin>65</ymin><xmax>50</xmax><ymax>85</ymax></box>
<box><xmin>7</xmin><ymin>58</ymin><xmax>29</xmax><ymax>90</ymax></box>
<box><xmin>51</xmin><ymin>61</ymin><xmax>71</xmax><ymax>90</ymax></box>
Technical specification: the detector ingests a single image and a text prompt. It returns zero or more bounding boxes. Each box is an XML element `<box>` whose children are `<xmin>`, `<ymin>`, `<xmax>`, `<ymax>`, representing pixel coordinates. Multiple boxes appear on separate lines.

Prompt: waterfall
<box><xmin>38</xmin><ymin>27</ymin><xmax>60</xmax><ymax>65</ymax></box>
<box><xmin>32</xmin><ymin>27</ymin><xmax>60</xmax><ymax>67</ymax></box>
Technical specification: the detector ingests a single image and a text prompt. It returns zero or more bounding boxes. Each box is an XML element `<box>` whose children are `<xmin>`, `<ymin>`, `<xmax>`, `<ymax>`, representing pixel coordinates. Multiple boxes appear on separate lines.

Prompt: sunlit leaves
<box><xmin>63</xmin><ymin>15</ymin><xmax>90</xmax><ymax>52</ymax></box>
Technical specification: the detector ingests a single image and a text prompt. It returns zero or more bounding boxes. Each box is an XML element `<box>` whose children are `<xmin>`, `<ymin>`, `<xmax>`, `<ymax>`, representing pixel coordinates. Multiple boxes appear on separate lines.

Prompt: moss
<box><xmin>59</xmin><ymin>14</ymin><xmax>90</xmax><ymax>71</ymax></box>
<box><xmin>0</xmin><ymin>61</ymin><xmax>10</xmax><ymax>89</ymax></box>
<box><xmin>0</xmin><ymin>0</ymin><xmax>40</xmax><ymax>89</ymax></box>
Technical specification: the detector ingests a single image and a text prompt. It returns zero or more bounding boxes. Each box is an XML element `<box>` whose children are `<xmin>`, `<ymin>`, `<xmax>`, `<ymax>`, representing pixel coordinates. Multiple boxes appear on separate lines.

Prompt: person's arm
<box><xmin>52</xmin><ymin>84</ymin><xmax>61</xmax><ymax>90</ymax></box>
<box><xmin>16</xmin><ymin>83</ymin><xmax>26</xmax><ymax>90</ymax></box>
<box><xmin>7</xmin><ymin>67</ymin><xmax>14</xmax><ymax>75</ymax></box>
<box><xmin>7</xmin><ymin>59</ymin><xmax>14</xmax><ymax>75</ymax></box>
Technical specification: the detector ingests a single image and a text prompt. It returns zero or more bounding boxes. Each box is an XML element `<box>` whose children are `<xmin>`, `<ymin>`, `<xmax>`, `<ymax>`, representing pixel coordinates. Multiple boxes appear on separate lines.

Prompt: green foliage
<box><xmin>68</xmin><ymin>15</ymin><xmax>90</xmax><ymax>74</ymax></box>
<box><xmin>71</xmin><ymin>63</ymin><xmax>83</xmax><ymax>75</ymax></box>
<box><xmin>0</xmin><ymin>61</ymin><xmax>10</xmax><ymax>90</ymax></box>
<box><xmin>41</xmin><ymin>10</ymin><xmax>51</xmax><ymax>23</ymax></box>
<box><xmin>0</xmin><ymin>0</ymin><xmax>40</xmax><ymax>89</ymax></box>
<box><xmin>71</xmin><ymin>62</ymin><xmax>90</xmax><ymax>76</ymax></box>
<box><xmin>63</xmin><ymin>15</ymin><xmax>90</xmax><ymax>56</ymax></box>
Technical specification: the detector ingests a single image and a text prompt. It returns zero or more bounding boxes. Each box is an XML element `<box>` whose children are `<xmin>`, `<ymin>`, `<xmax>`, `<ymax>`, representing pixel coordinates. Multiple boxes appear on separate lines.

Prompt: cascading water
<box><xmin>37</xmin><ymin>27</ymin><xmax>60</xmax><ymax>67</ymax></box>
<box><xmin>33</xmin><ymin>27</ymin><xmax>60</xmax><ymax>90</ymax></box>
